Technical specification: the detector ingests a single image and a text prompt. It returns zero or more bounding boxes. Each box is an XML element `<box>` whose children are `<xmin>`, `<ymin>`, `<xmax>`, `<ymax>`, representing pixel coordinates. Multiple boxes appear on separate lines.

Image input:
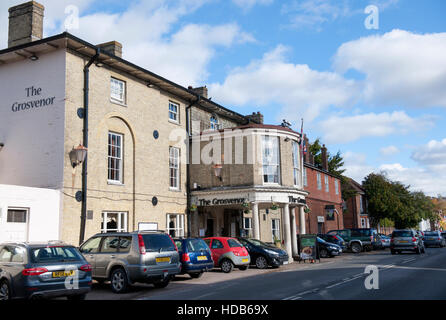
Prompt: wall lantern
<box><xmin>213</xmin><ymin>164</ymin><xmax>223</xmax><ymax>181</ymax></box>
<box><xmin>0</xmin><ymin>143</ymin><xmax>4</xmax><ymax>152</ymax></box>
<box><xmin>29</xmin><ymin>54</ymin><xmax>39</xmax><ymax>61</ymax></box>
<box><xmin>69</xmin><ymin>144</ymin><xmax>88</xmax><ymax>168</ymax></box>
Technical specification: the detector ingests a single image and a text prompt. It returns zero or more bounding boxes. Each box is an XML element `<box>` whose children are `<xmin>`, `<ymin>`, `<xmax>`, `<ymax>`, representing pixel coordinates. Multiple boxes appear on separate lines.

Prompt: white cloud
<box><xmin>334</xmin><ymin>29</ymin><xmax>446</xmax><ymax>108</ymax></box>
<box><xmin>411</xmin><ymin>138</ymin><xmax>446</xmax><ymax>169</ymax></box>
<box><xmin>380</xmin><ymin>145</ymin><xmax>399</xmax><ymax>157</ymax></box>
<box><xmin>320</xmin><ymin>111</ymin><xmax>435</xmax><ymax>144</ymax></box>
<box><xmin>209</xmin><ymin>45</ymin><xmax>359</xmax><ymax>123</ymax></box>
<box><xmin>342</xmin><ymin>151</ymin><xmax>374</xmax><ymax>184</ymax></box>
<box><xmin>232</xmin><ymin>0</ymin><xmax>273</xmax><ymax>10</ymax></box>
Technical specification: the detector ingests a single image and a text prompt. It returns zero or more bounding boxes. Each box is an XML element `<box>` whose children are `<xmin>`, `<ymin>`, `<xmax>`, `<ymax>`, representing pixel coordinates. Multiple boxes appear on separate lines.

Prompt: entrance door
<box><xmin>206</xmin><ymin>219</ymin><xmax>214</xmax><ymax>237</ymax></box>
<box><xmin>318</xmin><ymin>222</ymin><xmax>324</xmax><ymax>234</ymax></box>
<box><xmin>224</xmin><ymin>209</ymin><xmax>241</xmax><ymax>237</ymax></box>
<box><xmin>3</xmin><ymin>208</ymin><xmax>29</xmax><ymax>242</ymax></box>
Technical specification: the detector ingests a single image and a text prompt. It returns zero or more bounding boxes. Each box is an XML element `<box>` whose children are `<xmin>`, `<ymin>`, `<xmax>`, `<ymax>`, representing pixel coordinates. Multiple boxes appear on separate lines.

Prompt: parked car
<box><xmin>378</xmin><ymin>234</ymin><xmax>391</xmax><ymax>249</ymax></box>
<box><xmin>327</xmin><ymin>228</ymin><xmax>378</xmax><ymax>253</ymax></box>
<box><xmin>423</xmin><ymin>231</ymin><xmax>446</xmax><ymax>248</ymax></box>
<box><xmin>442</xmin><ymin>232</ymin><xmax>446</xmax><ymax>240</ymax></box>
<box><xmin>318</xmin><ymin>233</ymin><xmax>347</xmax><ymax>251</ymax></box>
<box><xmin>79</xmin><ymin>231</ymin><xmax>181</xmax><ymax>293</ymax></box>
<box><xmin>203</xmin><ymin>237</ymin><xmax>250</xmax><ymax>273</ymax></box>
<box><xmin>390</xmin><ymin>229</ymin><xmax>425</xmax><ymax>254</ymax></box>
<box><xmin>174</xmin><ymin>238</ymin><xmax>214</xmax><ymax>278</ymax></box>
<box><xmin>237</xmin><ymin>237</ymin><xmax>289</xmax><ymax>269</ymax></box>
<box><xmin>0</xmin><ymin>241</ymin><xmax>92</xmax><ymax>300</ymax></box>
<box><xmin>316</xmin><ymin>237</ymin><xmax>342</xmax><ymax>258</ymax></box>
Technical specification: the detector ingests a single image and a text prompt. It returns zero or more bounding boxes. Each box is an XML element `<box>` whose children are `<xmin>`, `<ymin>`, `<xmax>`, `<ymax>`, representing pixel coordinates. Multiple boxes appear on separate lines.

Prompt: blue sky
<box><xmin>1</xmin><ymin>0</ymin><xmax>445</xmax><ymax>196</ymax></box>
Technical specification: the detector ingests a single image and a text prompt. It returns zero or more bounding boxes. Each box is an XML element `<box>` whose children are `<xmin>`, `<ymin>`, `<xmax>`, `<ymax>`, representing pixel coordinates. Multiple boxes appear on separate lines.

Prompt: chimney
<box><xmin>8</xmin><ymin>1</ymin><xmax>44</xmax><ymax>48</ymax></box>
<box><xmin>247</xmin><ymin>112</ymin><xmax>264</xmax><ymax>124</ymax></box>
<box><xmin>308</xmin><ymin>151</ymin><xmax>315</xmax><ymax>166</ymax></box>
<box><xmin>98</xmin><ymin>41</ymin><xmax>123</xmax><ymax>58</ymax></box>
<box><xmin>303</xmin><ymin>135</ymin><xmax>310</xmax><ymax>163</ymax></box>
<box><xmin>321</xmin><ymin>144</ymin><xmax>328</xmax><ymax>171</ymax></box>
<box><xmin>191</xmin><ymin>86</ymin><xmax>208</xmax><ymax>99</ymax></box>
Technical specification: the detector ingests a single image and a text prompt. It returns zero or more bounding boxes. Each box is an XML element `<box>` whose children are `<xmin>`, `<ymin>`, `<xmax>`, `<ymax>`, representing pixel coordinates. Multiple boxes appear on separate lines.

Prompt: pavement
<box><xmin>83</xmin><ymin>246</ymin><xmax>446</xmax><ymax>300</ymax></box>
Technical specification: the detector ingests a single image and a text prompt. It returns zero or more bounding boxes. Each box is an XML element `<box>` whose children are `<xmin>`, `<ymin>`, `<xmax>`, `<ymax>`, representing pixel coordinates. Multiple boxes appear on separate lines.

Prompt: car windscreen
<box><xmin>187</xmin><ymin>239</ymin><xmax>210</xmax><ymax>252</ymax></box>
<box><xmin>424</xmin><ymin>231</ymin><xmax>438</xmax><ymax>236</ymax></box>
<box><xmin>30</xmin><ymin>246</ymin><xmax>83</xmax><ymax>263</ymax></box>
<box><xmin>392</xmin><ymin>231</ymin><xmax>413</xmax><ymax>238</ymax></box>
<box><xmin>351</xmin><ymin>229</ymin><xmax>371</xmax><ymax>237</ymax></box>
<box><xmin>227</xmin><ymin>239</ymin><xmax>243</xmax><ymax>248</ymax></box>
<box><xmin>245</xmin><ymin>238</ymin><xmax>271</xmax><ymax>247</ymax></box>
<box><xmin>142</xmin><ymin>234</ymin><xmax>176</xmax><ymax>252</ymax></box>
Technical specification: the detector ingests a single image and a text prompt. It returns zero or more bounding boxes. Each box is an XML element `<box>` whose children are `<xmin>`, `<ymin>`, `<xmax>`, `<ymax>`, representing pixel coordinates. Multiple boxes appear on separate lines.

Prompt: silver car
<box><xmin>0</xmin><ymin>242</ymin><xmax>92</xmax><ymax>300</ymax></box>
<box><xmin>423</xmin><ymin>231</ymin><xmax>446</xmax><ymax>248</ymax></box>
<box><xmin>79</xmin><ymin>231</ymin><xmax>181</xmax><ymax>293</ymax></box>
<box><xmin>390</xmin><ymin>229</ymin><xmax>425</xmax><ymax>254</ymax></box>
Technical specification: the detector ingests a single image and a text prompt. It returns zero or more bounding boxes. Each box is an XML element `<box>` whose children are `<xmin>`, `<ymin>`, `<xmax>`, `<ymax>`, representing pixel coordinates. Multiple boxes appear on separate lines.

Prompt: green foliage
<box><xmin>362</xmin><ymin>173</ymin><xmax>435</xmax><ymax>229</ymax></box>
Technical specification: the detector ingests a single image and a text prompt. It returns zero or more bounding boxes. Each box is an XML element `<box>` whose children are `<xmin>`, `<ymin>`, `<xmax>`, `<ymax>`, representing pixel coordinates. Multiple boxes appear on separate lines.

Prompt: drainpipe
<box><xmin>186</xmin><ymin>96</ymin><xmax>200</xmax><ymax>238</ymax></box>
<box><xmin>79</xmin><ymin>48</ymin><xmax>100</xmax><ymax>245</ymax></box>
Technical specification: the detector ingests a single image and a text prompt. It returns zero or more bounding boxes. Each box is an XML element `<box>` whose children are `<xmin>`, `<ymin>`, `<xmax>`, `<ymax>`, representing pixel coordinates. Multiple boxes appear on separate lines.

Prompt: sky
<box><xmin>1</xmin><ymin>0</ymin><xmax>445</xmax><ymax>196</ymax></box>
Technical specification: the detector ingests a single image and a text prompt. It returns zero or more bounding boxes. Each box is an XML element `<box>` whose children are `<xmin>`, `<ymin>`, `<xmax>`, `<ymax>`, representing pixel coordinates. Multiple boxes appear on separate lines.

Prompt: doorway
<box><xmin>206</xmin><ymin>219</ymin><xmax>214</xmax><ymax>237</ymax></box>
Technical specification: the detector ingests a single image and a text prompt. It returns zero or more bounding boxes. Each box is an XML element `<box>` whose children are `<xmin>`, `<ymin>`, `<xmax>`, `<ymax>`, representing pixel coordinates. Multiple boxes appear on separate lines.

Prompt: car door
<box><xmin>210</xmin><ymin>239</ymin><xmax>225</xmax><ymax>265</ymax></box>
<box><xmin>79</xmin><ymin>237</ymin><xmax>103</xmax><ymax>277</ymax></box>
<box><xmin>95</xmin><ymin>236</ymin><xmax>120</xmax><ymax>278</ymax></box>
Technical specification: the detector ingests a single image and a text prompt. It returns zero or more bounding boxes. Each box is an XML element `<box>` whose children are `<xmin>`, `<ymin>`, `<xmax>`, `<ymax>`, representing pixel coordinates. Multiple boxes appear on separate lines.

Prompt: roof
<box><xmin>347</xmin><ymin>178</ymin><xmax>365</xmax><ymax>194</ymax></box>
<box><xmin>0</xmin><ymin>32</ymin><xmax>250</xmax><ymax>124</ymax></box>
<box><xmin>304</xmin><ymin>162</ymin><xmax>340</xmax><ymax>179</ymax></box>
<box><xmin>197</xmin><ymin>123</ymin><xmax>301</xmax><ymax>137</ymax></box>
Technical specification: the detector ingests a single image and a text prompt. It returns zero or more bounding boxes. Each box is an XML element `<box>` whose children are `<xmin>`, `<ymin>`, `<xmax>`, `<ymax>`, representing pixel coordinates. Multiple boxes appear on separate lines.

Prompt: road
<box><xmin>86</xmin><ymin>247</ymin><xmax>446</xmax><ymax>300</ymax></box>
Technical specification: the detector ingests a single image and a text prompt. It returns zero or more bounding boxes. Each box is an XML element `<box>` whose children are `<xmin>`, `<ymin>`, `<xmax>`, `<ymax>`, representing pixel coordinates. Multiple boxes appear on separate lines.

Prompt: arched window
<box><xmin>210</xmin><ymin>115</ymin><xmax>219</xmax><ymax>130</ymax></box>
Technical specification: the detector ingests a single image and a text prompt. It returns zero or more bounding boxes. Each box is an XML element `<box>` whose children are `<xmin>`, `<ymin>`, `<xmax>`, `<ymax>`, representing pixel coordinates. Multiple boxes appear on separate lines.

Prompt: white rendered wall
<box><xmin>0</xmin><ymin>184</ymin><xmax>61</xmax><ymax>242</ymax></box>
<box><xmin>0</xmin><ymin>49</ymin><xmax>66</xmax><ymax>189</ymax></box>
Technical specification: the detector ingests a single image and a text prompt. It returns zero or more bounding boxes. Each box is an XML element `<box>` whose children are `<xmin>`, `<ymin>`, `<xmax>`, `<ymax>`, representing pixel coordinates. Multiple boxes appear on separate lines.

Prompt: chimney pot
<box><xmin>8</xmin><ymin>1</ymin><xmax>45</xmax><ymax>48</ymax></box>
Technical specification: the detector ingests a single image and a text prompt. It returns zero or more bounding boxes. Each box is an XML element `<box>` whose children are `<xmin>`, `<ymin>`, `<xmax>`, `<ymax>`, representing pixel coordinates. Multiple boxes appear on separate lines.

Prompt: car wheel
<box><xmin>238</xmin><ymin>266</ymin><xmax>248</xmax><ymax>271</ymax></box>
<box><xmin>351</xmin><ymin>243</ymin><xmax>362</xmax><ymax>254</ymax></box>
<box><xmin>0</xmin><ymin>280</ymin><xmax>11</xmax><ymax>301</ymax></box>
<box><xmin>110</xmin><ymin>268</ymin><xmax>129</xmax><ymax>294</ymax></box>
<box><xmin>255</xmin><ymin>256</ymin><xmax>268</xmax><ymax>269</ymax></box>
<box><xmin>319</xmin><ymin>248</ymin><xmax>329</xmax><ymax>258</ymax></box>
<box><xmin>189</xmin><ymin>272</ymin><xmax>203</xmax><ymax>279</ymax></box>
<box><xmin>67</xmin><ymin>294</ymin><xmax>87</xmax><ymax>301</ymax></box>
<box><xmin>220</xmin><ymin>259</ymin><xmax>234</xmax><ymax>273</ymax></box>
<box><xmin>153</xmin><ymin>278</ymin><xmax>170</xmax><ymax>288</ymax></box>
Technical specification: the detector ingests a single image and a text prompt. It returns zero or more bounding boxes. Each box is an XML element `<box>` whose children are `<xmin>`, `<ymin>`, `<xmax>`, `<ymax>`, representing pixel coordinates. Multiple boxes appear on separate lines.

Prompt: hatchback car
<box><xmin>237</xmin><ymin>237</ymin><xmax>289</xmax><ymax>269</ymax></box>
<box><xmin>174</xmin><ymin>238</ymin><xmax>214</xmax><ymax>278</ymax></box>
<box><xmin>0</xmin><ymin>242</ymin><xmax>91</xmax><ymax>300</ymax></box>
<box><xmin>317</xmin><ymin>237</ymin><xmax>342</xmax><ymax>258</ymax></box>
<box><xmin>79</xmin><ymin>231</ymin><xmax>180</xmax><ymax>293</ymax></box>
<box><xmin>423</xmin><ymin>231</ymin><xmax>446</xmax><ymax>248</ymax></box>
<box><xmin>203</xmin><ymin>237</ymin><xmax>250</xmax><ymax>273</ymax></box>
<box><xmin>390</xmin><ymin>230</ymin><xmax>425</xmax><ymax>254</ymax></box>
<box><xmin>318</xmin><ymin>234</ymin><xmax>347</xmax><ymax>251</ymax></box>
<box><xmin>378</xmin><ymin>234</ymin><xmax>391</xmax><ymax>249</ymax></box>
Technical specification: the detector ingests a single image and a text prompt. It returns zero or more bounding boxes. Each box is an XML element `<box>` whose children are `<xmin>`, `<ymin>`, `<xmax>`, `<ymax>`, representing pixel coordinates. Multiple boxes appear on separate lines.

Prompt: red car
<box><xmin>203</xmin><ymin>237</ymin><xmax>251</xmax><ymax>273</ymax></box>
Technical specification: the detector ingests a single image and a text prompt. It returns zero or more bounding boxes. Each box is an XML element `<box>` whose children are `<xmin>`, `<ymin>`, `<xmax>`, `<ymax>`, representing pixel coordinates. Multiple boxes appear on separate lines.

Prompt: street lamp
<box><xmin>213</xmin><ymin>164</ymin><xmax>223</xmax><ymax>181</ymax></box>
<box><xmin>69</xmin><ymin>144</ymin><xmax>88</xmax><ymax>168</ymax></box>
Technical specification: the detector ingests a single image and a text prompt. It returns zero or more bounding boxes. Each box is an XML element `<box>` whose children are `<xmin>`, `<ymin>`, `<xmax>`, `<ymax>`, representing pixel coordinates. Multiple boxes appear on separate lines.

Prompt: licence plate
<box><xmin>428</xmin><ymin>237</ymin><xmax>435</xmax><ymax>240</ymax></box>
<box><xmin>197</xmin><ymin>256</ymin><xmax>208</xmax><ymax>261</ymax></box>
<box><xmin>283</xmin><ymin>261</ymin><xmax>289</xmax><ymax>265</ymax></box>
<box><xmin>52</xmin><ymin>270</ymin><xmax>75</xmax><ymax>278</ymax></box>
<box><xmin>242</xmin><ymin>258</ymin><xmax>249</xmax><ymax>263</ymax></box>
<box><xmin>399</xmin><ymin>240</ymin><xmax>408</xmax><ymax>243</ymax></box>
<box><xmin>156</xmin><ymin>257</ymin><xmax>171</xmax><ymax>263</ymax></box>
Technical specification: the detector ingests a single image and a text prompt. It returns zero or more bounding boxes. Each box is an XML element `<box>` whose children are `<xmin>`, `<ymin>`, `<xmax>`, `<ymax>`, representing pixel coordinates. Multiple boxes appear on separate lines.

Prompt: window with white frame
<box><xmin>166</xmin><ymin>214</ymin><xmax>185</xmax><ymax>237</ymax></box>
<box><xmin>169</xmin><ymin>147</ymin><xmax>180</xmax><ymax>189</ymax></box>
<box><xmin>110</xmin><ymin>78</ymin><xmax>126</xmax><ymax>103</ymax></box>
<box><xmin>101</xmin><ymin>212</ymin><xmax>127</xmax><ymax>233</ymax></box>
<box><xmin>292</xmin><ymin>141</ymin><xmax>300</xmax><ymax>186</ymax></box>
<box><xmin>169</xmin><ymin>102</ymin><xmax>179</xmax><ymax>123</ymax></box>
<box><xmin>210</xmin><ymin>115</ymin><xmax>219</xmax><ymax>130</ymax></box>
<box><xmin>335</xmin><ymin>179</ymin><xmax>339</xmax><ymax>195</ymax></box>
<box><xmin>108</xmin><ymin>132</ymin><xmax>123</xmax><ymax>183</ymax></box>
<box><xmin>262</xmin><ymin>135</ymin><xmax>281</xmax><ymax>184</ymax></box>
<box><xmin>272</xmin><ymin>219</ymin><xmax>281</xmax><ymax>242</ymax></box>
<box><xmin>303</xmin><ymin>168</ymin><xmax>308</xmax><ymax>187</ymax></box>
<box><xmin>7</xmin><ymin>209</ymin><xmax>28</xmax><ymax>223</ymax></box>
<box><xmin>325</xmin><ymin>175</ymin><xmax>329</xmax><ymax>192</ymax></box>
<box><xmin>317</xmin><ymin>172</ymin><xmax>322</xmax><ymax>190</ymax></box>
<box><xmin>243</xmin><ymin>217</ymin><xmax>252</xmax><ymax>237</ymax></box>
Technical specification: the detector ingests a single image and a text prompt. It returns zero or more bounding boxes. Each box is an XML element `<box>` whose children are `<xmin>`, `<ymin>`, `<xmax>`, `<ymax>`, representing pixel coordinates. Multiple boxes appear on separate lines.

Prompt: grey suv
<box><xmin>0</xmin><ymin>242</ymin><xmax>91</xmax><ymax>300</ymax></box>
<box><xmin>390</xmin><ymin>229</ymin><xmax>425</xmax><ymax>254</ymax></box>
<box><xmin>79</xmin><ymin>231</ymin><xmax>181</xmax><ymax>293</ymax></box>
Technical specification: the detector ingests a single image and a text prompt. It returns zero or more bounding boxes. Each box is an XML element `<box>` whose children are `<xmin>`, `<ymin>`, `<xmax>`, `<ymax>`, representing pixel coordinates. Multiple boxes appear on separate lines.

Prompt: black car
<box><xmin>442</xmin><ymin>232</ymin><xmax>446</xmax><ymax>240</ymax></box>
<box><xmin>317</xmin><ymin>237</ymin><xmax>342</xmax><ymax>258</ymax></box>
<box><xmin>318</xmin><ymin>233</ymin><xmax>347</xmax><ymax>251</ymax></box>
<box><xmin>237</xmin><ymin>238</ymin><xmax>289</xmax><ymax>269</ymax></box>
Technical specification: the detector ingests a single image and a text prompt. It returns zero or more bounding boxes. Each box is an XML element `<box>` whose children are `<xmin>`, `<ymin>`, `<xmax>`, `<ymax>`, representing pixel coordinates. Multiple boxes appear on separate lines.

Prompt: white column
<box><xmin>299</xmin><ymin>206</ymin><xmax>306</xmax><ymax>234</ymax></box>
<box><xmin>282</xmin><ymin>203</ymin><xmax>292</xmax><ymax>262</ymax></box>
<box><xmin>290</xmin><ymin>207</ymin><xmax>298</xmax><ymax>257</ymax></box>
<box><xmin>252</xmin><ymin>202</ymin><xmax>260</xmax><ymax>240</ymax></box>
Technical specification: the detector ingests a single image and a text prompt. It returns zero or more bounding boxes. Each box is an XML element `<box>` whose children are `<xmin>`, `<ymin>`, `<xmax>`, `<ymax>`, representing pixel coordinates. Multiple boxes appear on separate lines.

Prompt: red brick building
<box><xmin>342</xmin><ymin>179</ymin><xmax>370</xmax><ymax>229</ymax></box>
<box><xmin>301</xmin><ymin>142</ymin><xmax>344</xmax><ymax>234</ymax></box>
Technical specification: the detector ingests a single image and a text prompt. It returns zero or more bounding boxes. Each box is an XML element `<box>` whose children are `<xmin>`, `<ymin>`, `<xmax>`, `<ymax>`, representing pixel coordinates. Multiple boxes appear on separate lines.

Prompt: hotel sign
<box><xmin>11</xmin><ymin>86</ymin><xmax>56</xmax><ymax>113</ymax></box>
<box><xmin>198</xmin><ymin>198</ymin><xmax>247</xmax><ymax>206</ymax></box>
